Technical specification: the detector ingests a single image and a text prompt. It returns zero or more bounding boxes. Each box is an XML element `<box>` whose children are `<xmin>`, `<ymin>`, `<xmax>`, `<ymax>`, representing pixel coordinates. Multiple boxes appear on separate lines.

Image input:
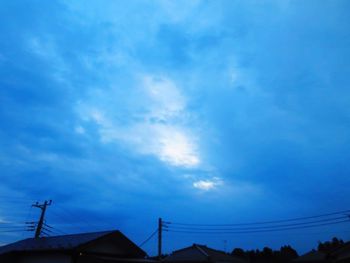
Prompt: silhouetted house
<box><xmin>294</xmin><ymin>243</ymin><xmax>350</xmax><ymax>263</ymax></box>
<box><xmin>0</xmin><ymin>230</ymin><xmax>150</xmax><ymax>263</ymax></box>
<box><xmin>164</xmin><ymin>244</ymin><xmax>246</xmax><ymax>263</ymax></box>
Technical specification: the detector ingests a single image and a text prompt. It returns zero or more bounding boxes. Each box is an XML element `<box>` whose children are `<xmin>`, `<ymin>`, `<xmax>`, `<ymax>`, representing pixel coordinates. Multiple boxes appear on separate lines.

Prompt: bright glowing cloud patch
<box><xmin>78</xmin><ymin>75</ymin><xmax>201</xmax><ymax>168</ymax></box>
<box><xmin>143</xmin><ymin>75</ymin><xmax>185</xmax><ymax>120</ymax></box>
<box><xmin>193</xmin><ymin>177</ymin><xmax>223</xmax><ymax>191</ymax></box>
<box><xmin>193</xmin><ymin>180</ymin><xmax>215</xmax><ymax>190</ymax></box>
<box><xmin>158</xmin><ymin>126</ymin><xmax>199</xmax><ymax>167</ymax></box>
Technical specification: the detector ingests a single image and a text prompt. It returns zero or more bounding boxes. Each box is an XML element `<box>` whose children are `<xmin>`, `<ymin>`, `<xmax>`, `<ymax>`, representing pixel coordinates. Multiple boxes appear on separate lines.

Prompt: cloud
<box><xmin>153</xmin><ymin>125</ymin><xmax>200</xmax><ymax>167</ymax></box>
<box><xmin>143</xmin><ymin>75</ymin><xmax>185</xmax><ymax>121</ymax></box>
<box><xmin>77</xmin><ymin>75</ymin><xmax>200</xmax><ymax>168</ymax></box>
<box><xmin>193</xmin><ymin>177</ymin><xmax>223</xmax><ymax>191</ymax></box>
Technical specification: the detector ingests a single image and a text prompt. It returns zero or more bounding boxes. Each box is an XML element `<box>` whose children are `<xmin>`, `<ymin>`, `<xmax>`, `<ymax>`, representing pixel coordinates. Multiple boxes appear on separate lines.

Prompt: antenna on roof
<box><xmin>32</xmin><ymin>200</ymin><xmax>52</xmax><ymax>238</ymax></box>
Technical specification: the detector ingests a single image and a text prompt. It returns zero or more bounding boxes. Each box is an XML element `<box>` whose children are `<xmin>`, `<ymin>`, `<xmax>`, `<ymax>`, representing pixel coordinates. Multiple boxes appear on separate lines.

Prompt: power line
<box><xmin>0</xmin><ymin>222</ymin><xmax>22</xmax><ymax>225</ymax></box>
<box><xmin>1</xmin><ymin>198</ymin><xmax>117</xmax><ymax>234</ymax></box>
<box><xmin>43</xmin><ymin>223</ymin><xmax>68</xmax><ymax>235</ymax></box>
<box><xmin>42</xmin><ymin>227</ymin><xmax>53</xmax><ymax>234</ymax></box>
<box><xmin>167</xmin><ymin>209</ymin><xmax>350</xmax><ymax>227</ymax></box>
<box><xmin>0</xmin><ymin>229</ymin><xmax>31</xmax><ymax>233</ymax></box>
<box><xmin>0</xmin><ymin>222</ymin><xmax>29</xmax><ymax>226</ymax></box>
<box><xmin>164</xmin><ymin>216</ymin><xmax>349</xmax><ymax>231</ymax></box>
<box><xmin>50</xmin><ymin>227</ymin><xmax>69</xmax><ymax>236</ymax></box>
<box><xmin>22</xmin><ymin>205</ymin><xmax>34</xmax><ymax>237</ymax></box>
<box><xmin>165</xmin><ymin>219</ymin><xmax>350</xmax><ymax>235</ymax></box>
<box><xmin>43</xmin><ymin>223</ymin><xmax>53</xmax><ymax>229</ymax></box>
<box><xmin>0</xmin><ymin>222</ymin><xmax>35</xmax><ymax>232</ymax></box>
<box><xmin>139</xmin><ymin>228</ymin><xmax>158</xmax><ymax>247</ymax></box>
<box><xmin>0</xmin><ymin>225</ymin><xmax>28</xmax><ymax>229</ymax></box>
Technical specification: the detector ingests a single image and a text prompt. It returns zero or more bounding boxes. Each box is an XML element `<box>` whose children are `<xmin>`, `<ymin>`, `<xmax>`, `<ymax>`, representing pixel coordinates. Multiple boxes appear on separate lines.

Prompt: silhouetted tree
<box><xmin>230</xmin><ymin>237</ymin><xmax>345</xmax><ymax>263</ymax></box>
<box><xmin>278</xmin><ymin>245</ymin><xmax>298</xmax><ymax>261</ymax></box>
<box><xmin>232</xmin><ymin>248</ymin><xmax>246</xmax><ymax>259</ymax></box>
<box><xmin>231</xmin><ymin>245</ymin><xmax>298</xmax><ymax>263</ymax></box>
<box><xmin>318</xmin><ymin>237</ymin><xmax>344</xmax><ymax>253</ymax></box>
<box><xmin>262</xmin><ymin>246</ymin><xmax>273</xmax><ymax>258</ymax></box>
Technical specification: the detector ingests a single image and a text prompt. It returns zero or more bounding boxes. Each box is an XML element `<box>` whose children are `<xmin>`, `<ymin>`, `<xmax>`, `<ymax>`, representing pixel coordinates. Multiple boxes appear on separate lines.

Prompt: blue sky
<box><xmin>1</xmin><ymin>0</ymin><xmax>350</xmax><ymax>256</ymax></box>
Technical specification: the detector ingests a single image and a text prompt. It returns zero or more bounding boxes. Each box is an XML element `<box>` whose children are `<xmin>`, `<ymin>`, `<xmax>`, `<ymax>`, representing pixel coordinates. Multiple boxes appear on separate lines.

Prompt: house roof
<box><xmin>0</xmin><ymin>230</ymin><xmax>146</xmax><ymax>258</ymax></box>
<box><xmin>164</xmin><ymin>244</ymin><xmax>246</xmax><ymax>263</ymax></box>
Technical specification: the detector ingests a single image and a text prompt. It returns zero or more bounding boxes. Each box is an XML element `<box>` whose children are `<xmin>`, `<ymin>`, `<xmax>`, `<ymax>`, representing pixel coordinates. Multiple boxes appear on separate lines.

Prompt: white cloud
<box><xmin>93</xmin><ymin>122</ymin><xmax>200</xmax><ymax>168</ymax></box>
<box><xmin>193</xmin><ymin>177</ymin><xmax>223</xmax><ymax>191</ymax></box>
<box><xmin>157</xmin><ymin>125</ymin><xmax>199</xmax><ymax>167</ymax></box>
<box><xmin>193</xmin><ymin>180</ymin><xmax>215</xmax><ymax>190</ymax></box>
<box><xmin>143</xmin><ymin>75</ymin><xmax>185</xmax><ymax>121</ymax></box>
<box><xmin>77</xmin><ymin>75</ymin><xmax>201</xmax><ymax>168</ymax></box>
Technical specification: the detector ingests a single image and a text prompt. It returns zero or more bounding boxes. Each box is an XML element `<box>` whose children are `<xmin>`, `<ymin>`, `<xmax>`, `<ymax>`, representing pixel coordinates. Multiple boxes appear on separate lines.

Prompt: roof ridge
<box><xmin>202</xmin><ymin>245</ymin><xmax>226</xmax><ymax>254</ymax></box>
<box><xmin>26</xmin><ymin>230</ymin><xmax>117</xmax><ymax>240</ymax></box>
<box><xmin>194</xmin><ymin>244</ymin><xmax>209</xmax><ymax>258</ymax></box>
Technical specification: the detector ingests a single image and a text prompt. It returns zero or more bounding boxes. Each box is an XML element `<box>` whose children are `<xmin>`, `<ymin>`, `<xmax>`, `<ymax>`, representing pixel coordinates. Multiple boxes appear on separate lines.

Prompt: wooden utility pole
<box><xmin>32</xmin><ymin>200</ymin><xmax>52</xmax><ymax>238</ymax></box>
<box><xmin>158</xmin><ymin>217</ymin><xmax>162</xmax><ymax>260</ymax></box>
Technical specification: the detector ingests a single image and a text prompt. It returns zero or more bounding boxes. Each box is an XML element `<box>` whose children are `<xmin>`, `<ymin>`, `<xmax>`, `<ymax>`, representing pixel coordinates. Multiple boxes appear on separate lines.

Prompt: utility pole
<box><xmin>158</xmin><ymin>217</ymin><xmax>162</xmax><ymax>260</ymax></box>
<box><xmin>32</xmin><ymin>200</ymin><xmax>52</xmax><ymax>238</ymax></box>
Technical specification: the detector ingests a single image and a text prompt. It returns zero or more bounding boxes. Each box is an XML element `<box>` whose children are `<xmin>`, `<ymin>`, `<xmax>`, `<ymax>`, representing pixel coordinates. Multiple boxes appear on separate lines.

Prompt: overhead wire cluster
<box><xmin>0</xmin><ymin>197</ymin><xmax>85</xmax><ymax>238</ymax></box>
<box><xmin>0</xmin><ymin>221</ymin><xmax>35</xmax><ymax>234</ymax></box>
<box><xmin>1</xmin><ymin>194</ymin><xmax>350</xmax><ymax>251</ymax></box>
<box><xmin>0</xmin><ymin>196</ymin><xmax>113</xmax><ymax>234</ymax></box>
<box><xmin>43</xmin><ymin>222</ymin><xmax>68</xmax><ymax>236</ymax></box>
<box><xmin>162</xmin><ymin>210</ymin><xmax>350</xmax><ymax>235</ymax></box>
<box><xmin>0</xmin><ymin>197</ymin><xmax>38</xmax><ymax>235</ymax></box>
